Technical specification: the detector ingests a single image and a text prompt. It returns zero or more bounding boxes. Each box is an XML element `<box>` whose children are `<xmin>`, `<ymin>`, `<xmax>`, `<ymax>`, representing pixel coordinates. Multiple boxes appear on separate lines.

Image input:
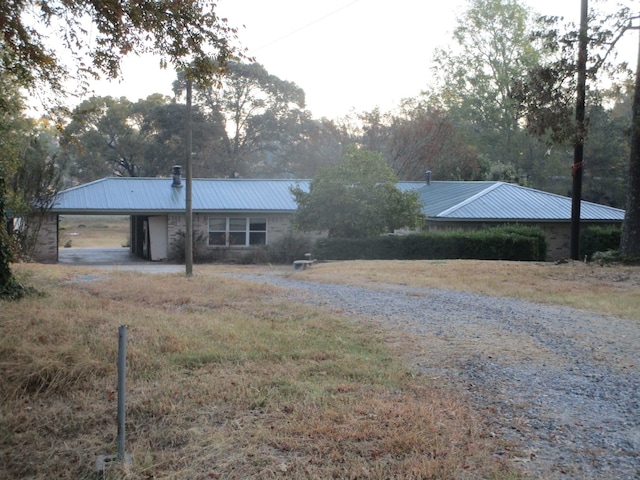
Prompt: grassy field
<box><xmin>59</xmin><ymin>215</ymin><xmax>130</xmax><ymax>248</ymax></box>
<box><xmin>3</xmin><ymin>223</ymin><xmax>639</xmax><ymax>479</ymax></box>
<box><xmin>1</xmin><ymin>263</ymin><xmax>526</xmax><ymax>480</ymax></box>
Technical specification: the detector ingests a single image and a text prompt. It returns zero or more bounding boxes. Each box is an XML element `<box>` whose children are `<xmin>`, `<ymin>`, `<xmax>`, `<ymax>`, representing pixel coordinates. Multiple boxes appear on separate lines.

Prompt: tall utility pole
<box><xmin>571</xmin><ymin>0</ymin><xmax>588</xmax><ymax>260</ymax></box>
<box><xmin>185</xmin><ymin>79</ymin><xmax>193</xmax><ymax>276</ymax></box>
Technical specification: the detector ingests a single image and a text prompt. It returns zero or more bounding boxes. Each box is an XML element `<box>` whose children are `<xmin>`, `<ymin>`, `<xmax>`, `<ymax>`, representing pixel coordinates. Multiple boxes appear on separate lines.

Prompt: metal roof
<box><xmin>399</xmin><ymin>181</ymin><xmax>625</xmax><ymax>222</ymax></box>
<box><xmin>53</xmin><ymin>177</ymin><xmax>625</xmax><ymax>222</ymax></box>
<box><xmin>53</xmin><ymin>178</ymin><xmax>310</xmax><ymax>215</ymax></box>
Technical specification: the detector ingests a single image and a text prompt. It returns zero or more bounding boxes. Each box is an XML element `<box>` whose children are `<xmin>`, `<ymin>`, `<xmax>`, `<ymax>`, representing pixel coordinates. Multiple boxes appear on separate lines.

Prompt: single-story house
<box><xmin>398</xmin><ymin>180</ymin><xmax>625</xmax><ymax>259</ymax></box>
<box><xmin>33</xmin><ymin>168</ymin><xmax>625</xmax><ymax>263</ymax></box>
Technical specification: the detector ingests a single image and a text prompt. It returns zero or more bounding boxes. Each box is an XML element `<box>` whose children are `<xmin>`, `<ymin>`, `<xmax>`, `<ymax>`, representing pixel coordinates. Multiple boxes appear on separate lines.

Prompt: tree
<box><xmin>182</xmin><ymin>62</ymin><xmax>308</xmax><ymax>177</ymax></box>
<box><xmin>514</xmin><ymin>3</ymin><xmax>640</xmax><ymax>256</ymax></box>
<box><xmin>582</xmin><ymin>100</ymin><xmax>629</xmax><ymax>207</ymax></box>
<box><xmin>335</xmin><ymin>104</ymin><xmax>483</xmax><ymax>182</ymax></box>
<box><xmin>427</xmin><ymin>0</ymin><xmax>543</xmax><ymax>171</ymax></box>
<box><xmin>8</xmin><ymin>122</ymin><xmax>64</xmax><ymax>261</ymax></box>
<box><xmin>264</xmin><ymin>115</ymin><xmax>344</xmax><ymax>178</ymax></box>
<box><xmin>0</xmin><ymin>81</ymin><xmax>60</xmax><ymax>295</ymax></box>
<box><xmin>0</xmin><ymin>177</ymin><xmax>20</xmax><ymax>298</ymax></box>
<box><xmin>139</xmin><ymin>99</ymin><xmax>228</xmax><ymax>178</ymax></box>
<box><xmin>1</xmin><ymin>0</ymin><xmax>242</xmax><ymax>99</ymax></box>
<box><xmin>1</xmin><ymin>0</ymin><xmax>245</xmax><ymax>293</ymax></box>
<box><xmin>63</xmin><ymin>96</ymin><xmax>147</xmax><ymax>178</ymax></box>
<box><xmin>62</xmin><ymin>94</ymin><xmax>226</xmax><ymax>181</ymax></box>
<box><xmin>621</xmin><ymin>24</ymin><xmax>640</xmax><ymax>256</ymax></box>
<box><xmin>0</xmin><ymin>77</ymin><xmax>32</xmax><ymax>298</ymax></box>
<box><xmin>384</xmin><ymin>101</ymin><xmax>484</xmax><ymax>181</ymax></box>
<box><xmin>291</xmin><ymin>146</ymin><xmax>424</xmax><ymax>238</ymax></box>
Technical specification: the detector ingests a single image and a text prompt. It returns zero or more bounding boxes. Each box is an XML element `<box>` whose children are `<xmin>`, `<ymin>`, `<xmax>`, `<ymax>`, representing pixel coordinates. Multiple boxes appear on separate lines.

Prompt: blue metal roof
<box><xmin>53</xmin><ymin>178</ymin><xmax>310</xmax><ymax>214</ymax></box>
<box><xmin>399</xmin><ymin>181</ymin><xmax>625</xmax><ymax>222</ymax></box>
<box><xmin>53</xmin><ymin>177</ymin><xmax>625</xmax><ymax>222</ymax></box>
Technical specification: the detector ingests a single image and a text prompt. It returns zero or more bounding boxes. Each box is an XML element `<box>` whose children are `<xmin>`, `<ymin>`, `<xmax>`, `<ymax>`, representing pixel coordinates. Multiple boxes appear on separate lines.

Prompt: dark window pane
<box><xmin>249</xmin><ymin>218</ymin><xmax>266</xmax><ymax>231</ymax></box>
<box><xmin>229</xmin><ymin>231</ymin><xmax>246</xmax><ymax>245</ymax></box>
<box><xmin>249</xmin><ymin>232</ymin><xmax>266</xmax><ymax>245</ymax></box>
<box><xmin>209</xmin><ymin>232</ymin><xmax>226</xmax><ymax>246</ymax></box>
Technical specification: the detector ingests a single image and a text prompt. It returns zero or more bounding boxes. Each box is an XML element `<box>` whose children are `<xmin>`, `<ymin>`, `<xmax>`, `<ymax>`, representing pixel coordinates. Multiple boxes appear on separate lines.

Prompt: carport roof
<box><xmin>52</xmin><ymin>177</ymin><xmax>625</xmax><ymax>222</ymax></box>
<box><xmin>53</xmin><ymin>177</ymin><xmax>309</xmax><ymax>215</ymax></box>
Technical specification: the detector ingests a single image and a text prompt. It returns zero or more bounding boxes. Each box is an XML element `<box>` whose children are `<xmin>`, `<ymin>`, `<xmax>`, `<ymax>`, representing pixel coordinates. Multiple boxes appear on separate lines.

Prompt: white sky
<box><xmin>85</xmin><ymin>0</ymin><xmax>638</xmax><ymax>119</ymax></box>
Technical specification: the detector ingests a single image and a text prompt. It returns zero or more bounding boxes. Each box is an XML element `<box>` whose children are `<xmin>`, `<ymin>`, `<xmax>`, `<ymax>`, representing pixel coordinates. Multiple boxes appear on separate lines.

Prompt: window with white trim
<box><xmin>208</xmin><ymin>217</ymin><xmax>267</xmax><ymax>246</ymax></box>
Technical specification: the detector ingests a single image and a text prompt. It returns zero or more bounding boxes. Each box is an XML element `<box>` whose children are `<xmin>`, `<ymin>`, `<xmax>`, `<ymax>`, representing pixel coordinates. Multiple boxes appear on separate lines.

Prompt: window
<box><xmin>208</xmin><ymin>218</ymin><xmax>226</xmax><ymax>246</ymax></box>
<box><xmin>208</xmin><ymin>217</ymin><xmax>267</xmax><ymax>246</ymax></box>
<box><xmin>249</xmin><ymin>218</ymin><xmax>267</xmax><ymax>245</ymax></box>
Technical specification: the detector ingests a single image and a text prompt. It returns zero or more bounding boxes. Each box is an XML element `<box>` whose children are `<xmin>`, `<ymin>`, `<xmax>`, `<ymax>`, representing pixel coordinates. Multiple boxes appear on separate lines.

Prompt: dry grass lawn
<box><xmin>59</xmin><ymin>215</ymin><xmax>130</xmax><ymax>248</ymax></box>
<box><xmin>2</xmin><ymin>252</ymin><xmax>638</xmax><ymax>479</ymax></box>
<box><xmin>1</xmin><ymin>263</ymin><xmax>522</xmax><ymax>480</ymax></box>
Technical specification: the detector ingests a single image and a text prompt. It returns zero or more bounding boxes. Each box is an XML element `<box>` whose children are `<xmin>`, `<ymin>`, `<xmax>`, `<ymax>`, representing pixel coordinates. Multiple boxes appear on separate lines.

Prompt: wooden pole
<box><xmin>185</xmin><ymin>79</ymin><xmax>194</xmax><ymax>276</ymax></box>
<box><xmin>571</xmin><ymin>0</ymin><xmax>588</xmax><ymax>260</ymax></box>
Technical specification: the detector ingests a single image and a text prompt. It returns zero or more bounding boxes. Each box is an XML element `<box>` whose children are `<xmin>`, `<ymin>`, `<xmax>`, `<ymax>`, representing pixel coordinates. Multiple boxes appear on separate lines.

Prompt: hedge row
<box><xmin>313</xmin><ymin>226</ymin><xmax>548</xmax><ymax>262</ymax></box>
<box><xmin>580</xmin><ymin>225</ymin><xmax>621</xmax><ymax>260</ymax></box>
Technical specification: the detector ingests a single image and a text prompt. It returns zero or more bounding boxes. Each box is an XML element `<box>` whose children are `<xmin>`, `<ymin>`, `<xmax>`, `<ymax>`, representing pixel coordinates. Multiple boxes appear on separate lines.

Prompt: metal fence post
<box><xmin>117</xmin><ymin>325</ymin><xmax>127</xmax><ymax>461</ymax></box>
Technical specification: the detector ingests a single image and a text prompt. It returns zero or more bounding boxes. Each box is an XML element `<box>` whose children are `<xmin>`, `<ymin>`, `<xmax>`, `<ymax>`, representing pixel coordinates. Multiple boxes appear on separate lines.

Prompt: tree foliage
<box><xmin>1</xmin><ymin>0</ymin><xmax>243</xmax><ymax>98</ymax></box>
<box><xmin>513</xmin><ymin>3</ymin><xmax>640</xmax><ymax>256</ymax></box>
<box><xmin>181</xmin><ymin>62</ymin><xmax>308</xmax><ymax>177</ymax></box>
<box><xmin>0</xmin><ymin>81</ymin><xmax>59</xmax><ymax>295</ymax></box>
<box><xmin>291</xmin><ymin>147</ymin><xmax>424</xmax><ymax>238</ymax></box>
<box><xmin>8</xmin><ymin>122</ymin><xmax>64</xmax><ymax>260</ymax></box>
<box><xmin>428</xmin><ymin>0</ymin><xmax>542</xmax><ymax>168</ymax></box>
<box><xmin>355</xmin><ymin>102</ymin><xmax>484</xmax><ymax>181</ymax></box>
<box><xmin>61</xmin><ymin>94</ymin><xmax>226</xmax><ymax>181</ymax></box>
<box><xmin>0</xmin><ymin>78</ymin><xmax>30</xmax><ymax>297</ymax></box>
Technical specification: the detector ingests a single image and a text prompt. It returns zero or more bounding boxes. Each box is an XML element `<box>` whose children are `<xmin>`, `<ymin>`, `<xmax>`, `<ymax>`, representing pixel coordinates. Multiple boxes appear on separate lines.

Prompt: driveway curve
<box><xmin>223</xmin><ymin>271</ymin><xmax>640</xmax><ymax>480</ymax></box>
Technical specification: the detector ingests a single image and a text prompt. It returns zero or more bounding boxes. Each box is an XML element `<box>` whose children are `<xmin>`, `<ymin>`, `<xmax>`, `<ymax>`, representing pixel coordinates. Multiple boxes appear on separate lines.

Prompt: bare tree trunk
<box><xmin>0</xmin><ymin>178</ymin><xmax>14</xmax><ymax>290</ymax></box>
<box><xmin>620</xmin><ymin>24</ymin><xmax>640</xmax><ymax>257</ymax></box>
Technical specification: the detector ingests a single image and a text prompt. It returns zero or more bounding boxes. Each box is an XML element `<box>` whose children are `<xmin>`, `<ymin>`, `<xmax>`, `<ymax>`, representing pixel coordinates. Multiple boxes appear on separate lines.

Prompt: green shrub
<box><xmin>313</xmin><ymin>225</ymin><xmax>547</xmax><ymax>262</ymax></box>
<box><xmin>580</xmin><ymin>225</ymin><xmax>621</xmax><ymax>260</ymax></box>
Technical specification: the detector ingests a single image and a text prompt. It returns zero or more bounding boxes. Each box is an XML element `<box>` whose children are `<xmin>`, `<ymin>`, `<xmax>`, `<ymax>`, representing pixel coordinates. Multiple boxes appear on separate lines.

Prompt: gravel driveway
<box><xmin>225</xmin><ymin>271</ymin><xmax>640</xmax><ymax>480</ymax></box>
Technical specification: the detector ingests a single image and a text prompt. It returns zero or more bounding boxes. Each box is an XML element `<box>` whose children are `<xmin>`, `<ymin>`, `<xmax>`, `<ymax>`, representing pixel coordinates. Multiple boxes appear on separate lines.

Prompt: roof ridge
<box><xmin>436</xmin><ymin>182</ymin><xmax>503</xmax><ymax>217</ymax></box>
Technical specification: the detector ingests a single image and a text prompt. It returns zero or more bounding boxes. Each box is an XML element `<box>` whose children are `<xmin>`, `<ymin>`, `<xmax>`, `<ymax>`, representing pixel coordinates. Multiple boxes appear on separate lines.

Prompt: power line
<box><xmin>253</xmin><ymin>0</ymin><xmax>361</xmax><ymax>52</ymax></box>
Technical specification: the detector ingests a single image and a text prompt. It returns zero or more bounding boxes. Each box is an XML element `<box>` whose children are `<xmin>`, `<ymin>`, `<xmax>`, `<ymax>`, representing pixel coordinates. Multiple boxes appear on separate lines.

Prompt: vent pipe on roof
<box><xmin>426</xmin><ymin>170</ymin><xmax>432</xmax><ymax>185</ymax></box>
<box><xmin>172</xmin><ymin>165</ymin><xmax>182</xmax><ymax>188</ymax></box>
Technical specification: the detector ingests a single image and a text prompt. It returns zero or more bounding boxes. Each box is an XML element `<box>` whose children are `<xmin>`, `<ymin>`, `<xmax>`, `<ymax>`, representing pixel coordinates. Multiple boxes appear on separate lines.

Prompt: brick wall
<box><xmin>32</xmin><ymin>214</ymin><xmax>58</xmax><ymax>263</ymax></box>
<box><xmin>166</xmin><ymin>213</ymin><xmax>303</xmax><ymax>261</ymax></box>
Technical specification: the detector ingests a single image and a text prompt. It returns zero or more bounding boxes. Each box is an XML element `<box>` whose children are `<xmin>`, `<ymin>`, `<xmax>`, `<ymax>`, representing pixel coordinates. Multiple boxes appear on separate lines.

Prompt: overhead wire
<box><xmin>252</xmin><ymin>0</ymin><xmax>361</xmax><ymax>53</ymax></box>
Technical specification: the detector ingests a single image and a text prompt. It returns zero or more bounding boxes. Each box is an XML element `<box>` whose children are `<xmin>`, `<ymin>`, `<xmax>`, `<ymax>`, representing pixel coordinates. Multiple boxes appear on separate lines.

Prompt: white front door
<box><xmin>148</xmin><ymin>216</ymin><xmax>168</xmax><ymax>261</ymax></box>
